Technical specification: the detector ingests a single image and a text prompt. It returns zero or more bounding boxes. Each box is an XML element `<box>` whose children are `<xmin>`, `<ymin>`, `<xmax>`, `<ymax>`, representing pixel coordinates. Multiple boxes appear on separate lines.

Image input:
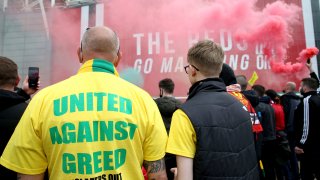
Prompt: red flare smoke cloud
<box><xmin>296</xmin><ymin>47</ymin><xmax>319</xmax><ymax>62</ymax></box>
<box><xmin>270</xmin><ymin>47</ymin><xmax>319</xmax><ymax>73</ymax></box>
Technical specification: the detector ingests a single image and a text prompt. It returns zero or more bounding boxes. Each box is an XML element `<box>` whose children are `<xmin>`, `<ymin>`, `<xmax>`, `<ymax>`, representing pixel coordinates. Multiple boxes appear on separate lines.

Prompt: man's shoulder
<box><xmin>32</xmin><ymin>74</ymin><xmax>156</xmax><ymax>115</ymax></box>
<box><xmin>155</xmin><ymin>97</ymin><xmax>181</xmax><ymax>104</ymax></box>
<box><xmin>256</xmin><ymin>102</ymin><xmax>269</xmax><ymax>111</ymax></box>
<box><xmin>181</xmin><ymin>92</ymin><xmax>240</xmax><ymax>111</ymax></box>
<box><xmin>34</xmin><ymin>77</ymin><xmax>74</xmax><ymax>96</ymax></box>
<box><xmin>309</xmin><ymin>94</ymin><xmax>320</xmax><ymax>106</ymax></box>
<box><xmin>281</xmin><ymin>92</ymin><xmax>301</xmax><ymax>100</ymax></box>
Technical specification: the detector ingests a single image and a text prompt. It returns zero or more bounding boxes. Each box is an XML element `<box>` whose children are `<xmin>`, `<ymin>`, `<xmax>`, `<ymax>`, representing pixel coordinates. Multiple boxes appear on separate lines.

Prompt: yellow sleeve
<box><xmin>166</xmin><ymin>109</ymin><xmax>196</xmax><ymax>158</ymax></box>
<box><xmin>0</xmin><ymin>92</ymin><xmax>47</xmax><ymax>174</ymax></box>
<box><xmin>143</xmin><ymin>96</ymin><xmax>168</xmax><ymax>161</ymax></box>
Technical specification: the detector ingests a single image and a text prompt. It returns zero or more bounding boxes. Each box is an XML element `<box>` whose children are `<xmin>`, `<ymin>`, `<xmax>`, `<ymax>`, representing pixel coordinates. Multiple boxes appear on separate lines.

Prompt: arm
<box><xmin>310</xmin><ymin>72</ymin><xmax>320</xmax><ymax>87</ymax></box>
<box><xmin>17</xmin><ymin>173</ymin><xmax>44</xmax><ymax>180</ymax></box>
<box><xmin>176</xmin><ymin>156</ymin><xmax>193</xmax><ymax>180</ymax></box>
<box><xmin>18</xmin><ymin>76</ymin><xmax>40</xmax><ymax>100</ymax></box>
<box><xmin>294</xmin><ymin>102</ymin><xmax>304</xmax><ymax>148</ymax></box>
<box><xmin>16</xmin><ymin>88</ymin><xmax>31</xmax><ymax>101</ymax></box>
<box><xmin>143</xmin><ymin>158</ymin><xmax>167</xmax><ymax>180</ymax></box>
<box><xmin>306</xmin><ymin>62</ymin><xmax>320</xmax><ymax>87</ymax></box>
<box><xmin>294</xmin><ymin>103</ymin><xmax>305</xmax><ymax>156</ymax></box>
<box><xmin>280</xmin><ymin>96</ymin><xmax>290</xmax><ymax>127</ymax></box>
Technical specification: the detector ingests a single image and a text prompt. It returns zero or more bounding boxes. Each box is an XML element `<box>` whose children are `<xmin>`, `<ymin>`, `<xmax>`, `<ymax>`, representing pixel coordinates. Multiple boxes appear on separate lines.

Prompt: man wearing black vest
<box><xmin>166</xmin><ymin>40</ymin><xmax>259</xmax><ymax>180</ymax></box>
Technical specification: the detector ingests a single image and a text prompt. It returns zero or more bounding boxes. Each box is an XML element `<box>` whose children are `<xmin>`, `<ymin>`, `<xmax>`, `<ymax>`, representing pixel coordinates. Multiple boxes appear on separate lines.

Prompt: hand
<box><xmin>171</xmin><ymin>167</ymin><xmax>178</xmax><ymax>180</ymax></box>
<box><xmin>305</xmin><ymin>60</ymin><xmax>314</xmax><ymax>73</ymax></box>
<box><xmin>22</xmin><ymin>76</ymin><xmax>40</xmax><ymax>95</ymax></box>
<box><xmin>295</xmin><ymin>146</ymin><xmax>304</xmax><ymax>155</ymax></box>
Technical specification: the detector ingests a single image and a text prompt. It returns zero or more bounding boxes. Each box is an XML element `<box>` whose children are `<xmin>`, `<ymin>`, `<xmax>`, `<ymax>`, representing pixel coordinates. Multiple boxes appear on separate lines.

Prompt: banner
<box><xmin>50</xmin><ymin>0</ymin><xmax>308</xmax><ymax>97</ymax></box>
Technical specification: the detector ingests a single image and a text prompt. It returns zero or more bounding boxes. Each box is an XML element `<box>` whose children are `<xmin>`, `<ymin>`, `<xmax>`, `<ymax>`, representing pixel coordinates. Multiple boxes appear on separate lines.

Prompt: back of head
<box><xmin>159</xmin><ymin>78</ymin><xmax>175</xmax><ymax>94</ymax></box>
<box><xmin>187</xmin><ymin>40</ymin><xmax>224</xmax><ymax>77</ymax></box>
<box><xmin>301</xmin><ymin>78</ymin><xmax>318</xmax><ymax>91</ymax></box>
<box><xmin>242</xmin><ymin>90</ymin><xmax>259</xmax><ymax>107</ymax></box>
<box><xmin>81</xmin><ymin>26</ymin><xmax>120</xmax><ymax>62</ymax></box>
<box><xmin>265</xmin><ymin>89</ymin><xmax>280</xmax><ymax>103</ymax></box>
<box><xmin>285</xmin><ymin>82</ymin><xmax>296</xmax><ymax>92</ymax></box>
<box><xmin>252</xmin><ymin>84</ymin><xmax>265</xmax><ymax>97</ymax></box>
<box><xmin>0</xmin><ymin>56</ymin><xmax>18</xmax><ymax>89</ymax></box>
<box><xmin>219</xmin><ymin>64</ymin><xmax>236</xmax><ymax>86</ymax></box>
<box><xmin>236</xmin><ymin>75</ymin><xmax>248</xmax><ymax>91</ymax></box>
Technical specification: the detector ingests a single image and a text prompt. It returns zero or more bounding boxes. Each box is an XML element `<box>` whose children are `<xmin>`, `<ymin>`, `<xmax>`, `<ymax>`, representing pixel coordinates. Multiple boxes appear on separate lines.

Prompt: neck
<box><xmin>163</xmin><ymin>92</ymin><xmax>174</xmax><ymax>97</ymax></box>
<box><xmin>0</xmin><ymin>86</ymin><xmax>15</xmax><ymax>92</ymax></box>
<box><xmin>83</xmin><ymin>55</ymin><xmax>115</xmax><ymax>64</ymax></box>
<box><xmin>193</xmin><ymin>75</ymin><xmax>218</xmax><ymax>85</ymax></box>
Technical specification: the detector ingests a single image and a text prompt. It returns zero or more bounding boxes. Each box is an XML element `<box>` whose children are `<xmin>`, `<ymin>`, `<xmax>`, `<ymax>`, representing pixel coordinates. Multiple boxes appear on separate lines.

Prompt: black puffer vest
<box><xmin>180</xmin><ymin>78</ymin><xmax>259</xmax><ymax>180</ymax></box>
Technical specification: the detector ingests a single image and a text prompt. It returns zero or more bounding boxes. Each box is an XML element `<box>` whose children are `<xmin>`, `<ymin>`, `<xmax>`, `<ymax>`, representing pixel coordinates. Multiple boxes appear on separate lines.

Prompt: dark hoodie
<box><xmin>0</xmin><ymin>89</ymin><xmax>27</xmax><ymax>179</ymax></box>
<box><xmin>255</xmin><ymin>96</ymin><xmax>277</xmax><ymax>141</ymax></box>
<box><xmin>154</xmin><ymin>96</ymin><xmax>182</xmax><ymax>134</ymax></box>
<box><xmin>280</xmin><ymin>92</ymin><xmax>301</xmax><ymax>133</ymax></box>
<box><xmin>242</xmin><ymin>90</ymin><xmax>260</xmax><ymax>108</ymax></box>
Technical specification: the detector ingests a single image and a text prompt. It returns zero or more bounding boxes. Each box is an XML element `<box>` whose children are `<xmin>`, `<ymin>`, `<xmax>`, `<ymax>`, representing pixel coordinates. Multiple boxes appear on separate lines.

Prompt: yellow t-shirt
<box><xmin>166</xmin><ymin>109</ymin><xmax>197</xmax><ymax>158</ymax></box>
<box><xmin>0</xmin><ymin>59</ymin><xmax>168</xmax><ymax>180</ymax></box>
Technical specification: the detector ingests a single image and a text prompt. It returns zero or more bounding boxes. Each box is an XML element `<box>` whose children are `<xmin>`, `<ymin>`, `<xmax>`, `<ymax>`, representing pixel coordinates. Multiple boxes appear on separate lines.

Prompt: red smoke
<box><xmin>49</xmin><ymin>0</ymin><xmax>307</xmax><ymax>95</ymax></box>
<box><xmin>107</xmin><ymin>0</ymin><xmax>303</xmax><ymax>93</ymax></box>
<box><xmin>270</xmin><ymin>47</ymin><xmax>319</xmax><ymax>73</ymax></box>
<box><xmin>230</xmin><ymin>1</ymin><xmax>302</xmax><ymax>74</ymax></box>
<box><xmin>296</xmin><ymin>47</ymin><xmax>319</xmax><ymax>62</ymax></box>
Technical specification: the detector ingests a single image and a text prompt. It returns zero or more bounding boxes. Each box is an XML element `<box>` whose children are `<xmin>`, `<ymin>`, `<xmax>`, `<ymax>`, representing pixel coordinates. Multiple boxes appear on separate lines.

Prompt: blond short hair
<box><xmin>187</xmin><ymin>40</ymin><xmax>224</xmax><ymax>76</ymax></box>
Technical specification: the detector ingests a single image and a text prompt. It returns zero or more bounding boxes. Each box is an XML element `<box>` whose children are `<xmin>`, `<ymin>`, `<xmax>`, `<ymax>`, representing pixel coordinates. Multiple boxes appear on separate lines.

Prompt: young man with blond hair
<box><xmin>166</xmin><ymin>40</ymin><xmax>259</xmax><ymax>179</ymax></box>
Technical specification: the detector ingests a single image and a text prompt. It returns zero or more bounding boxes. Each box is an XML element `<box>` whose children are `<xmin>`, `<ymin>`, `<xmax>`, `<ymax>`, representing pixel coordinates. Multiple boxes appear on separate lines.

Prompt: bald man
<box><xmin>0</xmin><ymin>26</ymin><xmax>168</xmax><ymax>180</ymax></box>
<box><xmin>284</xmin><ymin>82</ymin><xmax>296</xmax><ymax>94</ymax></box>
<box><xmin>280</xmin><ymin>81</ymin><xmax>301</xmax><ymax>180</ymax></box>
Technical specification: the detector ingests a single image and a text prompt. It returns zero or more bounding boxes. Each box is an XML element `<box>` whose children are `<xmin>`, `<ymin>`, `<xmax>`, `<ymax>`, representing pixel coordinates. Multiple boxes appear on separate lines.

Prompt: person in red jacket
<box><xmin>265</xmin><ymin>89</ymin><xmax>286</xmax><ymax>131</ymax></box>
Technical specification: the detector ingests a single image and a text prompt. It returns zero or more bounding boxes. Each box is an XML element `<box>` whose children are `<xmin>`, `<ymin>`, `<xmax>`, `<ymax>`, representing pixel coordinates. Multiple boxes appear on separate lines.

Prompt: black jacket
<box><xmin>294</xmin><ymin>91</ymin><xmax>320</xmax><ymax>156</ymax></box>
<box><xmin>280</xmin><ymin>92</ymin><xmax>301</xmax><ymax>133</ymax></box>
<box><xmin>242</xmin><ymin>90</ymin><xmax>260</xmax><ymax>108</ymax></box>
<box><xmin>180</xmin><ymin>78</ymin><xmax>259</xmax><ymax>180</ymax></box>
<box><xmin>0</xmin><ymin>89</ymin><xmax>28</xmax><ymax>179</ymax></box>
<box><xmin>255</xmin><ymin>96</ymin><xmax>276</xmax><ymax>141</ymax></box>
<box><xmin>154</xmin><ymin>96</ymin><xmax>181</xmax><ymax>134</ymax></box>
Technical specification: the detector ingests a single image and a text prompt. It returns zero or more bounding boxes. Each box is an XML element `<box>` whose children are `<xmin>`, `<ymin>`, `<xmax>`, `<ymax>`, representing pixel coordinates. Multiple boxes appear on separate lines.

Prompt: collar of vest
<box><xmin>187</xmin><ymin>78</ymin><xmax>226</xmax><ymax>100</ymax></box>
<box><xmin>78</xmin><ymin>59</ymin><xmax>119</xmax><ymax>76</ymax></box>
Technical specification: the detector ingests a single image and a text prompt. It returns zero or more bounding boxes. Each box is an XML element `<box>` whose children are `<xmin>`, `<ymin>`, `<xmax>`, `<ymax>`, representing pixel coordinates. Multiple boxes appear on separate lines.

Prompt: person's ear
<box><xmin>15</xmin><ymin>75</ymin><xmax>20</xmax><ymax>87</ymax></box>
<box><xmin>114</xmin><ymin>51</ymin><xmax>122</xmax><ymax>67</ymax></box>
<box><xmin>159</xmin><ymin>88</ymin><xmax>163</xmax><ymax>97</ymax></box>
<box><xmin>191</xmin><ymin>66</ymin><xmax>197</xmax><ymax>76</ymax></box>
<box><xmin>77</xmin><ymin>47</ymin><xmax>83</xmax><ymax>64</ymax></box>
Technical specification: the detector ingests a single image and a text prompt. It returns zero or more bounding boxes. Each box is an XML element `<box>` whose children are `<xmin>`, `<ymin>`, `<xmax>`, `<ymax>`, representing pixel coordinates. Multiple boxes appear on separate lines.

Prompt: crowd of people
<box><xmin>0</xmin><ymin>26</ymin><xmax>319</xmax><ymax>180</ymax></box>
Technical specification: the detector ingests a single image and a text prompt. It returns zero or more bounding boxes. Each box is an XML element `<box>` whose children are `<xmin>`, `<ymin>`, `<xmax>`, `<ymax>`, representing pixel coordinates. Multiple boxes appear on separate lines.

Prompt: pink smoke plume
<box><xmin>109</xmin><ymin>0</ymin><xmax>302</xmax><ymax>61</ymax></box>
<box><xmin>296</xmin><ymin>47</ymin><xmax>319</xmax><ymax>62</ymax></box>
<box><xmin>104</xmin><ymin>0</ymin><xmax>305</xmax><ymax>94</ymax></box>
<box><xmin>270</xmin><ymin>47</ymin><xmax>319</xmax><ymax>73</ymax></box>
<box><xmin>230</xmin><ymin>1</ymin><xmax>302</xmax><ymax>74</ymax></box>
